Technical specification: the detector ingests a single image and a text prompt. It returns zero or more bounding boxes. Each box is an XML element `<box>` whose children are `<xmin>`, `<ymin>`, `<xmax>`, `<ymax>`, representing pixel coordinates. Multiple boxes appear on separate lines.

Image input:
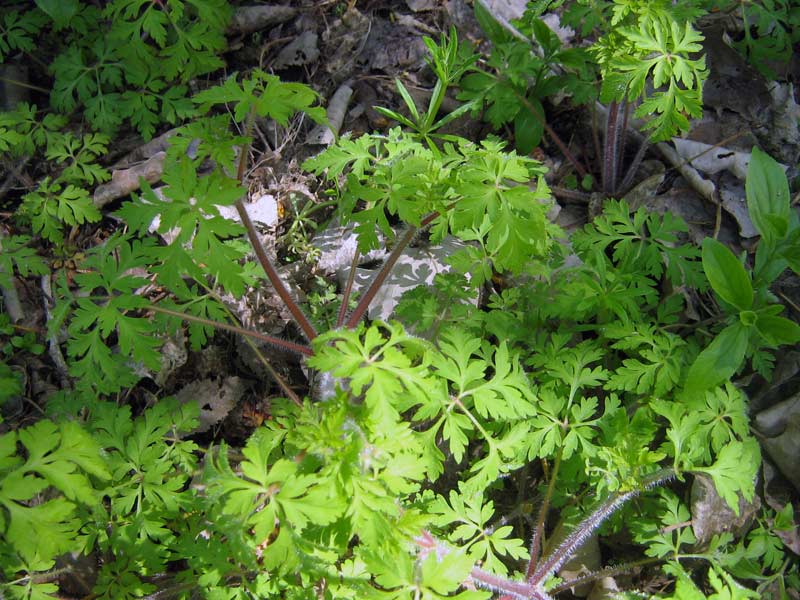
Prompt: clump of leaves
<box><xmin>1</xmin><ymin>17</ymin><xmax>797</xmax><ymax>600</ymax></box>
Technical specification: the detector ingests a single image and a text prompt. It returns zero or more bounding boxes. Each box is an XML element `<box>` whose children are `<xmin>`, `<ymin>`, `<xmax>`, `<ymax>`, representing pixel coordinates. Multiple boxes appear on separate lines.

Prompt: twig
<box><xmin>0</xmin><ymin>230</ymin><xmax>24</xmax><ymax>323</ymax></box>
<box><xmin>40</xmin><ymin>275</ymin><xmax>70</xmax><ymax>387</ymax></box>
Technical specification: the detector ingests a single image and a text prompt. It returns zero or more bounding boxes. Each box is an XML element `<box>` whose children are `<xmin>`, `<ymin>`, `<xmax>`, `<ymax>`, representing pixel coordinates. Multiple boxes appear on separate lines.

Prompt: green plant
<box><xmin>686</xmin><ymin>147</ymin><xmax>800</xmax><ymax>391</ymax></box>
<box><xmin>374</xmin><ymin>27</ymin><xmax>479</xmax><ymax>150</ymax></box>
<box><xmin>726</xmin><ymin>0</ymin><xmax>800</xmax><ymax>79</ymax></box>
<box><xmin>459</xmin><ymin>3</ymin><xmax>596</xmax><ymax>154</ymax></box>
<box><xmin>1</xmin><ymin>16</ymin><xmax>797</xmax><ymax>600</ymax></box>
<box><xmin>461</xmin><ymin>0</ymin><xmax>707</xmax><ymax>199</ymax></box>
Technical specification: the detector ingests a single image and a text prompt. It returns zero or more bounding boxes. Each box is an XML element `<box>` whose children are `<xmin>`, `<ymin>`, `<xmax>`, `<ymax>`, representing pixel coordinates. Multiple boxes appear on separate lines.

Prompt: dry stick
<box><xmin>550</xmin><ymin>185</ymin><xmax>591</xmax><ymax>203</ymax></box>
<box><xmin>603</xmin><ymin>100</ymin><xmax>621</xmax><ymax>195</ymax></box>
<box><xmin>240</xmin><ymin>334</ymin><xmax>303</xmax><ymax>407</ymax></box>
<box><xmin>617</xmin><ymin>136</ymin><xmax>651</xmax><ymax>196</ymax></box>
<box><xmin>148</xmin><ymin>304</ymin><xmax>313</xmax><ymax>357</ymax></box>
<box><xmin>233</xmin><ymin>111</ymin><xmax>318</xmax><ymax>342</ymax></box>
<box><xmin>193</xmin><ymin>283</ymin><xmax>303</xmax><ymax>405</ymax></box>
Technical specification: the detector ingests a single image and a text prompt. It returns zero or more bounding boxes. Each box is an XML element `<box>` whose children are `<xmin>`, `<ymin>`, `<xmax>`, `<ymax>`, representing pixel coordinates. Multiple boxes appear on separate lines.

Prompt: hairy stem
<box><xmin>603</xmin><ymin>100</ymin><xmax>621</xmax><ymax>195</ymax></box>
<box><xmin>470</xmin><ymin>566</ymin><xmax>552</xmax><ymax>600</ymax></box>
<box><xmin>530</xmin><ymin>469</ymin><xmax>674</xmax><ymax>584</ymax></box>
<box><xmin>548</xmin><ymin>556</ymin><xmax>664</xmax><ymax>594</ymax></box>
<box><xmin>527</xmin><ymin>448</ymin><xmax>562</xmax><ymax>580</ymax></box>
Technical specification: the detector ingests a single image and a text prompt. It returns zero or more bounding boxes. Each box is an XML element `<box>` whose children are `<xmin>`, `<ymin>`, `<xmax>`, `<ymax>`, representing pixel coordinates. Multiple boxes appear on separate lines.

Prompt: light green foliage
<box><xmin>631</xmin><ymin>488</ymin><xmax>793</xmax><ymax>597</ymax></box>
<box><xmin>460</xmin><ymin>3</ymin><xmax>595</xmax><ymax>152</ymax></box>
<box><xmin>0</xmin><ymin>420</ymin><xmax>110</xmax><ymax>599</ymax></box>
<box><xmin>599</xmin><ymin>15</ymin><xmax>707</xmax><ymax>141</ymax></box>
<box><xmin>1</xmin><ymin>10</ymin><xmax>796</xmax><ymax>599</ymax></box>
<box><xmin>56</xmin><ymin>236</ymin><xmax>163</xmax><ymax>394</ymax></box>
<box><xmin>467</xmin><ymin>0</ymin><xmax>708</xmax><ymax>143</ymax></box>
<box><xmin>19</xmin><ymin>177</ymin><xmax>101</xmax><ymax>244</ymax></box>
<box><xmin>304</xmin><ymin>129</ymin><xmax>554</xmax><ymax>273</ymax></box>
<box><xmin>193</xmin><ymin>69</ymin><xmax>326</xmax><ymax>126</ymax></box>
<box><xmin>429</xmin><ymin>486</ymin><xmax>529</xmax><ymax>574</ymax></box>
<box><xmin>571</xmin><ymin>199</ymin><xmax>706</xmax><ymax>289</ymax></box>
<box><xmin>375</xmin><ymin>27</ymin><xmax>478</xmax><ymax>148</ymax></box>
<box><xmin>686</xmin><ymin>149</ymin><xmax>800</xmax><ymax>391</ymax></box>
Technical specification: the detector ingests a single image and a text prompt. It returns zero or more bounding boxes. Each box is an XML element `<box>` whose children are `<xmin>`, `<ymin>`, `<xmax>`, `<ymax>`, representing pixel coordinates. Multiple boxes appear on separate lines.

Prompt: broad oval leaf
<box><xmin>685</xmin><ymin>323</ymin><xmax>750</xmax><ymax>393</ymax></box>
<box><xmin>514</xmin><ymin>99</ymin><xmax>544</xmax><ymax>154</ymax></box>
<box><xmin>746</xmin><ymin>147</ymin><xmax>790</xmax><ymax>242</ymax></box>
<box><xmin>756</xmin><ymin>314</ymin><xmax>800</xmax><ymax>346</ymax></box>
<box><xmin>701</xmin><ymin>238</ymin><xmax>753</xmax><ymax>310</ymax></box>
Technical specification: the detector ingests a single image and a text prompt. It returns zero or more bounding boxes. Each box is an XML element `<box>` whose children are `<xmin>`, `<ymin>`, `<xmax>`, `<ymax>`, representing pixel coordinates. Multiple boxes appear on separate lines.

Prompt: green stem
<box><xmin>0</xmin><ymin>75</ymin><xmax>50</xmax><ymax>94</ymax></box>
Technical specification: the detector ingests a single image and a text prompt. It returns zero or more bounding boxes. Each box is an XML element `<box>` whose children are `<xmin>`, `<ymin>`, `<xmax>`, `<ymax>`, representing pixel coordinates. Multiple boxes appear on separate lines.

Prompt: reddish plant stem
<box><xmin>148</xmin><ymin>304</ymin><xmax>313</xmax><ymax>356</ymax></box>
<box><xmin>513</xmin><ymin>92</ymin><xmax>589</xmax><ymax>180</ymax></box>
<box><xmin>527</xmin><ymin>449</ymin><xmax>561</xmax><ymax>580</ymax></box>
<box><xmin>343</xmin><ymin>210</ymin><xmax>441</xmax><ymax>329</ymax></box>
<box><xmin>344</xmin><ymin>226</ymin><xmax>417</xmax><ymax>329</ymax></box>
<box><xmin>235</xmin><ymin>200</ymin><xmax>319</xmax><ymax>342</ymax></box>
<box><xmin>531</xmin><ymin>488</ymin><xmax>637</xmax><ymax>583</ymax></box>
<box><xmin>603</xmin><ymin>100</ymin><xmax>620</xmax><ymax>195</ymax></box>
<box><xmin>549</xmin><ymin>557</ymin><xmax>663</xmax><ymax>594</ymax></box>
<box><xmin>336</xmin><ymin>247</ymin><xmax>360</xmax><ymax>328</ymax></box>
<box><xmin>470</xmin><ymin>566</ymin><xmax>550</xmax><ymax>600</ymax></box>
<box><xmin>234</xmin><ymin>110</ymin><xmax>318</xmax><ymax>342</ymax></box>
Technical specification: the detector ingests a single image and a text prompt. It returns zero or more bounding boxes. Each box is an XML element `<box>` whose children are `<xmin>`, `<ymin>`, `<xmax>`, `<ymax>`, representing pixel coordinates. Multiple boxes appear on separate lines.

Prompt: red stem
<box><xmin>343</xmin><ymin>211</ymin><xmax>440</xmax><ymax>329</ymax></box>
<box><xmin>149</xmin><ymin>304</ymin><xmax>313</xmax><ymax>356</ymax></box>
<box><xmin>235</xmin><ymin>200</ymin><xmax>319</xmax><ymax>342</ymax></box>
<box><xmin>233</xmin><ymin>110</ymin><xmax>318</xmax><ymax>342</ymax></box>
<box><xmin>336</xmin><ymin>247</ymin><xmax>360</xmax><ymax>328</ymax></box>
<box><xmin>344</xmin><ymin>226</ymin><xmax>417</xmax><ymax>329</ymax></box>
